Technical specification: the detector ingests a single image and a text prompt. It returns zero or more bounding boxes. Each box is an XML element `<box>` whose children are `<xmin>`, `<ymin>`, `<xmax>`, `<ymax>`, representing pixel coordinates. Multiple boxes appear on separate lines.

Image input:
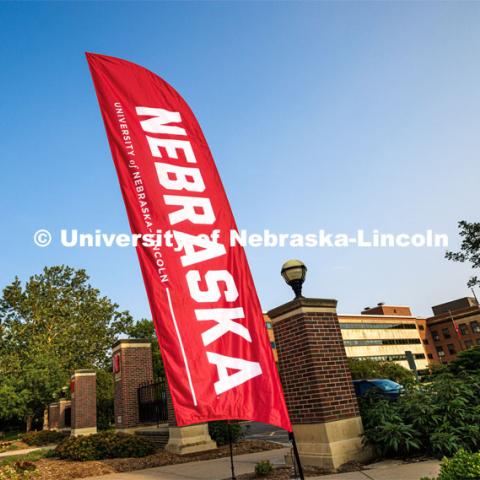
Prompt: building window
<box><xmin>423</xmin><ymin>339</ymin><xmax>429</xmax><ymax>345</ymax></box>
<box><xmin>459</xmin><ymin>324</ymin><xmax>469</xmax><ymax>335</ymax></box>
<box><xmin>442</xmin><ymin>328</ymin><xmax>451</xmax><ymax>339</ymax></box>
<box><xmin>355</xmin><ymin>353</ymin><xmax>425</xmax><ymax>362</ymax></box>
<box><xmin>436</xmin><ymin>346</ymin><xmax>445</xmax><ymax>357</ymax></box>
<box><xmin>432</xmin><ymin>331</ymin><xmax>440</xmax><ymax>341</ymax></box>
<box><xmin>471</xmin><ymin>321</ymin><xmax>480</xmax><ymax>334</ymax></box>
<box><xmin>343</xmin><ymin>338</ymin><xmax>421</xmax><ymax>347</ymax></box>
<box><xmin>447</xmin><ymin>344</ymin><xmax>456</xmax><ymax>355</ymax></box>
<box><xmin>418</xmin><ymin>325</ymin><xmax>425</xmax><ymax>330</ymax></box>
<box><xmin>339</xmin><ymin>322</ymin><xmax>417</xmax><ymax>330</ymax></box>
<box><xmin>465</xmin><ymin>340</ymin><xmax>473</xmax><ymax>348</ymax></box>
<box><xmin>265</xmin><ymin>321</ymin><xmax>273</xmax><ymax>329</ymax></box>
<box><xmin>427</xmin><ymin>353</ymin><xmax>433</xmax><ymax>359</ymax></box>
<box><xmin>270</xmin><ymin>341</ymin><xmax>276</xmax><ymax>349</ymax></box>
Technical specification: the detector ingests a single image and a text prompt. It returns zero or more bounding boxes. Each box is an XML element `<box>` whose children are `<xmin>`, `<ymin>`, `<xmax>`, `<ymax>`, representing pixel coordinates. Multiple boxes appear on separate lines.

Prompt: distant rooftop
<box><xmin>361</xmin><ymin>303</ymin><xmax>412</xmax><ymax>317</ymax></box>
<box><xmin>431</xmin><ymin>297</ymin><xmax>478</xmax><ymax>316</ymax></box>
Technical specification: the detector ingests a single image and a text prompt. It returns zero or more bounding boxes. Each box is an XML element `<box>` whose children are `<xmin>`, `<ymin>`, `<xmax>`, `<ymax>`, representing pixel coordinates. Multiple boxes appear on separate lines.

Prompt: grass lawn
<box><xmin>0</xmin><ymin>431</ymin><xmax>22</xmax><ymax>442</ymax></box>
<box><xmin>0</xmin><ymin>443</ymin><xmax>19</xmax><ymax>454</ymax></box>
<box><xmin>0</xmin><ymin>449</ymin><xmax>50</xmax><ymax>467</ymax></box>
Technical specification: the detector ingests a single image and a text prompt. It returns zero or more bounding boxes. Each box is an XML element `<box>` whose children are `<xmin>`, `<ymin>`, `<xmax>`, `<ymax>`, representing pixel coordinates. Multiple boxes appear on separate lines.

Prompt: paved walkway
<box><xmin>87</xmin><ymin>448</ymin><xmax>440</xmax><ymax>480</ymax></box>
<box><xmin>316</xmin><ymin>459</ymin><xmax>440</xmax><ymax>480</ymax></box>
<box><xmin>0</xmin><ymin>445</ymin><xmax>56</xmax><ymax>459</ymax></box>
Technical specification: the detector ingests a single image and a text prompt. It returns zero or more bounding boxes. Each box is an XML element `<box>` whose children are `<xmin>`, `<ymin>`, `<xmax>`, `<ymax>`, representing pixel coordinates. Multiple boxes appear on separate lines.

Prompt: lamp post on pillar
<box><xmin>281</xmin><ymin>260</ymin><xmax>307</xmax><ymax>299</ymax></box>
<box><xmin>269</xmin><ymin>260</ymin><xmax>371</xmax><ymax>472</ymax></box>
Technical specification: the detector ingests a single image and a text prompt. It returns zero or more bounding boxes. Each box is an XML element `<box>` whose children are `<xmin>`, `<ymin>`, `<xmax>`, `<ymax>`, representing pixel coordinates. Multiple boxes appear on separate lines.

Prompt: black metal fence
<box><xmin>137</xmin><ymin>379</ymin><xmax>168</xmax><ymax>425</ymax></box>
<box><xmin>64</xmin><ymin>406</ymin><xmax>71</xmax><ymax>428</ymax></box>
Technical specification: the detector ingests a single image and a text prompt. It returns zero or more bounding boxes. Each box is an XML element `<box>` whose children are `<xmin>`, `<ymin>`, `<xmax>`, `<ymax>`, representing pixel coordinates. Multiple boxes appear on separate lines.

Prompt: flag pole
<box><xmin>289</xmin><ymin>431</ymin><xmax>305</xmax><ymax>480</ymax></box>
<box><xmin>227</xmin><ymin>421</ymin><xmax>236</xmax><ymax>480</ymax></box>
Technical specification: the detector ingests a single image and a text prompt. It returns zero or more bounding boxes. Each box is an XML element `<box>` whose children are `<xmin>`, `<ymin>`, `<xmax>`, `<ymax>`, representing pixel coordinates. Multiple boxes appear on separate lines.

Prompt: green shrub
<box><xmin>448</xmin><ymin>346</ymin><xmax>480</xmax><ymax>374</ymax></box>
<box><xmin>255</xmin><ymin>460</ymin><xmax>273</xmax><ymax>477</ymax></box>
<box><xmin>420</xmin><ymin>449</ymin><xmax>480</xmax><ymax>480</ymax></box>
<box><xmin>20</xmin><ymin>430</ymin><xmax>68</xmax><ymax>447</ymax></box>
<box><xmin>208</xmin><ymin>421</ymin><xmax>244</xmax><ymax>446</ymax></box>
<box><xmin>54</xmin><ymin>431</ymin><xmax>156</xmax><ymax>461</ymax></box>
<box><xmin>0</xmin><ymin>463</ymin><xmax>37</xmax><ymax>480</ymax></box>
<box><xmin>360</xmin><ymin>371</ymin><xmax>480</xmax><ymax>458</ymax></box>
<box><xmin>11</xmin><ymin>463</ymin><xmax>35</xmax><ymax>474</ymax></box>
<box><xmin>0</xmin><ymin>443</ymin><xmax>17</xmax><ymax>454</ymax></box>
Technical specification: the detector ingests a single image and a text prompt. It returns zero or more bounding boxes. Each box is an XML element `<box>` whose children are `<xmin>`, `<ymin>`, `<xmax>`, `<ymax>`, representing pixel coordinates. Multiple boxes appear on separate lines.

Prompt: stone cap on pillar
<box><xmin>112</xmin><ymin>338</ymin><xmax>152</xmax><ymax>352</ymax></box>
<box><xmin>71</xmin><ymin>369</ymin><xmax>96</xmax><ymax>379</ymax></box>
<box><xmin>267</xmin><ymin>297</ymin><xmax>338</xmax><ymax>323</ymax></box>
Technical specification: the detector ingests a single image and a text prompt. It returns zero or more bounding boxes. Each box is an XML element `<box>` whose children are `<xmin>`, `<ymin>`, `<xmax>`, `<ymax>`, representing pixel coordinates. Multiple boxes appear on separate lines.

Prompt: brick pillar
<box><xmin>71</xmin><ymin>369</ymin><xmax>97</xmax><ymax>436</ymax></box>
<box><xmin>112</xmin><ymin>339</ymin><xmax>154</xmax><ymax>432</ymax></box>
<box><xmin>48</xmin><ymin>403</ymin><xmax>59</xmax><ymax>430</ymax></box>
<box><xmin>268</xmin><ymin>297</ymin><xmax>371</xmax><ymax>471</ymax></box>
<box><xmin>165</xmin><ymin>380</ymin><xmax>217</xmax><ymax>454</ymax></box>
<box><xmin>58</xmin><ymin>399</ymin><xmax>71</xmax><ymax>430</ymax></box>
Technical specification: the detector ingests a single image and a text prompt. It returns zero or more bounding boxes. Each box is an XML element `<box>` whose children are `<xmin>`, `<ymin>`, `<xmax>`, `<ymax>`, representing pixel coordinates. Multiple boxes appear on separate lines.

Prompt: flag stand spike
<box><xmin>289</xmin><ymin>431</ymin><xmax>305</xmax><ymax>480</ymax></box>
<box><xmin>228</xmin><ymin>421</ymin><xmax>237</xmax><ymax>480</ymax></box>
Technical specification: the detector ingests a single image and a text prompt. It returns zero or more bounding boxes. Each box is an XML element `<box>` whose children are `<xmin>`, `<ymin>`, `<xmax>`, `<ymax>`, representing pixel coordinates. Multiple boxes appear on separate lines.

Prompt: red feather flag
<box><xmin>86</xmin><ymin>53</ymin><xmax>291</xmax><ymax>431</ymax></box>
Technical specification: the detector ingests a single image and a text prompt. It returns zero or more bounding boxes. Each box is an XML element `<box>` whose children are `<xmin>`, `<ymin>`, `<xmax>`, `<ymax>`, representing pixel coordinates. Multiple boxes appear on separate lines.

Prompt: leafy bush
<box><xmin>54</xmin><ymin>431</ymin><xmax>156</xmax><ymax>461</ymax></box>
<box><xmin>360</xmin><ymin>371</ymin><xmax>480</xmax><ymax>458</ymax></box>
<box><xmin>20</xmin><ymin>430</ymin><xmax>68</xmax><ymax>446</ymax></box>
<box><xmin>11</xmin><ymin>463</ymin><xmax>35</xmax><ymax>474</ymax></box>
<box><xmin>208</xmin><ymin>421</ymin><xmax>244</xmax><ymax>446</ymax></box>
<box><xmin>0</xmin><ymin>443</ymin><xmax>17</xmax><ymax>454</ymax></box>
<box><xmin>420</xmin><ymin>449</ymin><xmax>480</xmax><ymax>480</ymax></box>
<box><xmin>255</xmin><ymin>460</ymin><xmax>273</xmax><ymax>477</ymax></box>
<box><xmin>447</xmin><ymin>346</ymin><xmax>480</xmax><ymax>374</ymax></box>
<box><xmin>0</xmin><ymin>462</ymin><xmax>37</xmax><ymax>480</ymax></box>
<box><xmin>348</xmin><ymin>358</ymin><xmax>415</xmax><ymax>386</ymax></box>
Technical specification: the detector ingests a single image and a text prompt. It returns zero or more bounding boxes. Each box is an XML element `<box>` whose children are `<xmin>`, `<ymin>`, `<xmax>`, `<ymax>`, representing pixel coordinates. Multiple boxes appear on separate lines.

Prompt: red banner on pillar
<box><xmin>86</xmin><ymin>53</ymin><xmax>291</xmax><ymax>431</ymax></box>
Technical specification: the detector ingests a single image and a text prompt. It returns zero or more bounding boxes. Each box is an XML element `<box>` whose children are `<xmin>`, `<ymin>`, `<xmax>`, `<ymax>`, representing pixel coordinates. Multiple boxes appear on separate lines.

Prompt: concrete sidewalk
<box><xmin>315</xmin><ymin>459</ymin><xmax>440</xmax><ymax>480</ymax></box>
<box><xmin>87</xmin><ymin>448</ymin><xmax>440</xmax><ymax>480</ymax></box>
<box><xmin>88</xmin><ymin>448</ymin><xmax>289</xmax><ymax>479</ymax></box>
<box><xmin>0</xmin><ymin>445</ymin><xmax>55</xmax><ymax>458</ymax></box>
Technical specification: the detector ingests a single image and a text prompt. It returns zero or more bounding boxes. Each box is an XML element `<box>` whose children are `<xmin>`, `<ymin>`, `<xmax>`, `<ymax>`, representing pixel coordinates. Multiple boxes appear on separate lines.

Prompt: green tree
<box><xmin>348</xmin><ymin>358</ymin><xmax>416</xmax><ymax>386</ymax></box>
<box><xmin>0</xmin><ymin>265</ymin><xmax>132</xmax><ymax>430</ymax></box>
<box><xmin>96</xmin><ymin>368</ymin><xmax>114</xmax><ymax>430</ymax></box>
<box><xmin>127</xmin><ymin>319</ymin><xmax>164</xmax><ymax>379</ymax></box>
<box><xmin>445</xmin><ymin>220</ymin><xmax>480</xmax><ymax>288</ymax></box>
<box><xmin>448</xmin><ymin>346</ymin><xmax>480</xmax><ymax>374</ymax></box>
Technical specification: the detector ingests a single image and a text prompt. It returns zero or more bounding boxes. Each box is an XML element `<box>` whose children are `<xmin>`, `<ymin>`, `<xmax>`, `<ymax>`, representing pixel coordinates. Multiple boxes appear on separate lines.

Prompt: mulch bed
<box><xmin>33</xmin><ymin>440</ymin><xmax>283</xmax><ymax>480</ymax></box>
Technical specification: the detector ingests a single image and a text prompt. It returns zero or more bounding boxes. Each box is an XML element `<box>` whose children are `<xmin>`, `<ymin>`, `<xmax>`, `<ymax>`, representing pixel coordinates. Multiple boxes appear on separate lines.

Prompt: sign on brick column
<box><xmin>71</xmin><ymin>369</ymin><xmax>97</xmax><ymax>436</ymax></box>
<box><xmin>112</xmin><ymin>339</ymin><xmax>154</xmax><ymax>432</ymax></box>
<box><xmin>268</xmin><ymin>297</ymin><xmax>371</xmax><ymax>470</ymax></box>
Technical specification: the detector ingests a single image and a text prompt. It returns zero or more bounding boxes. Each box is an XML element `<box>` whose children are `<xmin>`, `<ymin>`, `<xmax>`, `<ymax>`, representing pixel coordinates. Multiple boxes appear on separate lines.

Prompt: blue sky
<box><xmin>1</xmin><ymin>1</ymin><xmax>479</xmax><ymax>318</ymax></box>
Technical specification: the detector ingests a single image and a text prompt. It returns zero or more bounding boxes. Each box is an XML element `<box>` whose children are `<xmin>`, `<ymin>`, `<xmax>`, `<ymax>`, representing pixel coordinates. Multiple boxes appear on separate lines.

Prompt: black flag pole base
<box><xmin>289</xmin><ymin>431</ymin><xmax>305</xmax><ymax>480</ymax></box>
<box><xmin>228</xmin><ymin>421</ymin><xmax>237</xmax><ymax>480</ymax></box>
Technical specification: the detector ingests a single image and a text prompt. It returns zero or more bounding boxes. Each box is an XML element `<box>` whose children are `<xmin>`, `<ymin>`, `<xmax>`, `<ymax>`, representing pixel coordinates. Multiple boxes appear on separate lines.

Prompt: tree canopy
<box><xmin>348</xmin><ymin>358</ymin><xmax>416</xmax><ymax>386</ymax></box>
<box><xmin>0</xmin><ymin>265</ymin><xmax>132</xmax><ymax>429</ymax></box>
<box><xmin>446</xmin><ymin>220</ymin><xmax>480</xmax><ymax>288</ymax></box>
<box><xmin>127</xmin><ymin>318</ymin><xmax>164</xmax><ymax>379</ymax></box>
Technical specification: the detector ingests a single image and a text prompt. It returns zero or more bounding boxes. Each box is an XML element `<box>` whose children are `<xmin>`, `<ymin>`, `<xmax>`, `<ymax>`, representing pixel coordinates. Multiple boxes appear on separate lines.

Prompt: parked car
<box><xmin>352</xmin><ymin>379</ymin><xmax>403</xmax><ymax>400</ymax></box>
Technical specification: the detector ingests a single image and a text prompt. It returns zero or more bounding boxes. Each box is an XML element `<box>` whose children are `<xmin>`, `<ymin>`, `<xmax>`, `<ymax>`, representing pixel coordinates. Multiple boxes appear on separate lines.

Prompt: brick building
<box><xmin>264</xmin><ymin>302</ymin><xmax>430</xmax><ymax>371</ymax></box>
<box><xmin>339</xmin><ymin>303</ymin><xmax>429</xmax><ymax>371</ymax></box>
<box><xmin>263</xmin><ymin>313</ymin><xmax>278</xmax><ymax>361</ymax></box>
<box><xmin>425</xmin><ymin>297</ymin><xmax>480</xmax><ymax>363</ymax></box>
